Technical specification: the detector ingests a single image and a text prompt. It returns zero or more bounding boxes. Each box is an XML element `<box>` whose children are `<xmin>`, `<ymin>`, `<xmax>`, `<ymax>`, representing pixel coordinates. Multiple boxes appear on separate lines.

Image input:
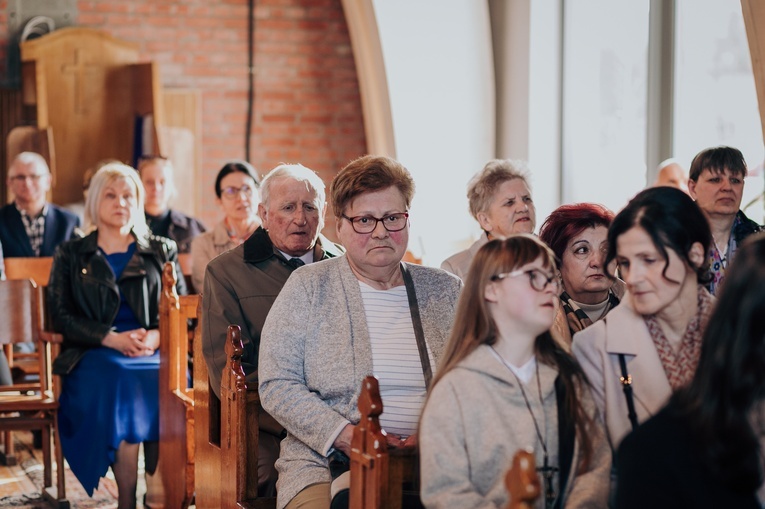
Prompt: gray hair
<box><xmin>85</xmin><ymin>163</ymin><xmax>149</xmax><ymax>237</ymax></box>
<box><xmin>260</xmin><ymin>163</ymin><xmax>326</xmax><ymax>208</ymax></box>
<box><xmin>10</xmin><ymin>152</ymin><xmax>50</xmax><ymax>175</ymax></box>
<box><xmin>467</xmin><ymin>159</ymin><xmax>531</xmax><ymax>220</ymax></box>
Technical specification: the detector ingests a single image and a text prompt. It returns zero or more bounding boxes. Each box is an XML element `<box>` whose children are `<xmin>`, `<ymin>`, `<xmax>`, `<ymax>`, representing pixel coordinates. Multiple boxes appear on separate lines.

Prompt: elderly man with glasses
<box><xmin>201</xmin><ymin>162</ymin><xmax>344</xmax><ymax>497</ymax></box>
<box><xmin>0</xmin><ymin>152</ymin><xmax>80</xmax><ymax>258</ymax></box>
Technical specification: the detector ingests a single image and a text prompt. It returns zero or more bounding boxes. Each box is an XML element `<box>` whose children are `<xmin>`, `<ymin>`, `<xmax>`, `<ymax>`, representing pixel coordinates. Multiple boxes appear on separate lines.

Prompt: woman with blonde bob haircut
<box><xmin>420</xmin><ymin>235</ymin><xmax>610</xmax><ymax>509</ymax></box>
<box><xmin>49</xmin><ymin>163</ymin><xmax>185</xmax><ymax>508</ymax></box>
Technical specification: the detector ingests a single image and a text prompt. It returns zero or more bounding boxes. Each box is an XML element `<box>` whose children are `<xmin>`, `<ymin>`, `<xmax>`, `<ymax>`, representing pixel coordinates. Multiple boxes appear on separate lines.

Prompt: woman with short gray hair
<box><xmin>441</xmin><ymin>159</ymin><xmax>536</xmax><ymax>281</ymax></box>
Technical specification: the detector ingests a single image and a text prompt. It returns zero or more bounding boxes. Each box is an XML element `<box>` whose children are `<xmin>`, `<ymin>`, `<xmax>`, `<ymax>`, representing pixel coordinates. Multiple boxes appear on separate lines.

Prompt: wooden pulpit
<box><xmin>18</xmin><ymin>27</ymin><xmax>164</xmax><ymax>206</ymax></box>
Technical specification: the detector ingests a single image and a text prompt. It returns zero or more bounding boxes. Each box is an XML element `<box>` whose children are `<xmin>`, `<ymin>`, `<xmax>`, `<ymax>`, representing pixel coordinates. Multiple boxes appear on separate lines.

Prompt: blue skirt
<box><xmin>58</xmin><ymin>347</ymin><xmax>160</xmax><ymax>496</ymax></box>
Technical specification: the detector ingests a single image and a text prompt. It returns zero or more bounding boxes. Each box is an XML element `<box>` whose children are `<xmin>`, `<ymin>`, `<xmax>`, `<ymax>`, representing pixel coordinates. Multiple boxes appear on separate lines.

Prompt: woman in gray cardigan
<box><xmin>259</xmin><ymin>156</ymin><xmax>462</xmax><ymax>509</ymax></box>
<box><xmin>420</xmin><ymin>235</ymin><xmax>610</xmax><ymax>509</ymax></box>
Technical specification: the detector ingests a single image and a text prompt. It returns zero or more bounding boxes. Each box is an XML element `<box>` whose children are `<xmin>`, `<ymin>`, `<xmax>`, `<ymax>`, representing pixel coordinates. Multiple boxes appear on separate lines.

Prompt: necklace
<box><xmin>491</xmin><ymin>347</ymin><xmax>557</xmax><ymax>509</ymax></box>
<box><xmin>712</xmin><ymin>236</ymin><xmax>729</xmax><ymax>269</ymax></box>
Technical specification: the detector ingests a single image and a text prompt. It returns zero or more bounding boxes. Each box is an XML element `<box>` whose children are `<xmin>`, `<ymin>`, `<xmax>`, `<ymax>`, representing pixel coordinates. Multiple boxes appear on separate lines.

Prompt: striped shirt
<box><xmin>359</xmin><ymin>281</ymin><xmax>433</xmax><ymax>438</ymax></box>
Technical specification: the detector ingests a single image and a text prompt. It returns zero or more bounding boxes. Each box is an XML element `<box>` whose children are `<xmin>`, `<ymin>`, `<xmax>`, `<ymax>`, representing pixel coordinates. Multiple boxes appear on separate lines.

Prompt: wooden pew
<box><xmin>192</xmin><ymin>308</ymin><xmax>221</xmax><ymax>509</ymax></box>
<box><xmin>349</xmin><ymin>375</ymin><xmax>417</xmax><ymax>509</ymax></box>
<box><xmin>219</xmin><ymin>325</ymin><xmax>275</xmax><ymax>509</ymax></box>
<box><xmin>194</xmin><ymin>323</ymin><xmax>276</xmax><ymax>509</ymax></box>
<box><xmin>158</xmin><ymin>262</ymin><xmax>199</xmax><ymax>509</ymax></box>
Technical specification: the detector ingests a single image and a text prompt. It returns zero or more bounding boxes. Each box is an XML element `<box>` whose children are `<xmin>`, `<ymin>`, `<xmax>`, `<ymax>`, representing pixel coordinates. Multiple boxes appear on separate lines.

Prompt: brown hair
<box><xmin>330</xmin><ymin>155</ymin><xmax>415</xmax><ymax>219</ymax></box>
<box><xmin>430</xmin><ymin>234</ymin><xmax>595</xmax><ymax>469</ymax></box>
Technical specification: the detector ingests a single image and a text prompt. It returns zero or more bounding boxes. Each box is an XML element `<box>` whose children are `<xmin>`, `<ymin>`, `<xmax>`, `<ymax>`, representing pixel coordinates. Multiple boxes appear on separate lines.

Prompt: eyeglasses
<box><xmin>491</xmin><ymin>268</ymin><xmax>559</xmax><ymax>292</ymax></box>
<box><xmin>221</xmin><ymin>184</ymin><xmax>254</xmax><ymax>200</ymax></box>
<box><xmin>342</xmin><ymin>212</ymin><xmax>409</xmax><ymax>234</ymax></box>
<box><xmin>9</xmin><ymin>174</ymin><xmax>47</xmax><ymax>183</ymax></box>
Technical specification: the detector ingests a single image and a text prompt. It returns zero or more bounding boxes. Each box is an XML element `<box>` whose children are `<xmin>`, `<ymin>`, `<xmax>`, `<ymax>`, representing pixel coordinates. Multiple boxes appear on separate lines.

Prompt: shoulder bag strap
<box><xmin>554</xmin><ymin>375</ymin><xmax>575</xmax><ymax>509</ymax></box>
<box><xmin>400</xmin><ymin>263</ymin><xmax>432</xmax><ymax>388</ymax></box>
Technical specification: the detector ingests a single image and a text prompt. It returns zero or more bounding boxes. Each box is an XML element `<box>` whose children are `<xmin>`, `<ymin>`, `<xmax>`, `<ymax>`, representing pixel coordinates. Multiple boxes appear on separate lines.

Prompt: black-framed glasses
<box><xmin>221</xmin><ymin>184</ymin><xmax>254</xmax><ymax>200</ymax></box>
<box><xmin>341</xmin><ymin>212</ymin><xmax>409</xmax><ymax>234</ymax></box>
<box><xmin>491</xmin><ymin>268</ymin><xmax>559</xmax><ymax>292</ymax></box>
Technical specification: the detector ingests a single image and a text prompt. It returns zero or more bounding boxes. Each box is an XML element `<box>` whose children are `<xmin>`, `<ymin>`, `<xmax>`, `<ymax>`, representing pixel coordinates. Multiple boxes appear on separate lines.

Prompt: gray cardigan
<box><xmin>259</xmin><ymin>255</ymin><xmax>462</xmax><ymax>508</ymax></box>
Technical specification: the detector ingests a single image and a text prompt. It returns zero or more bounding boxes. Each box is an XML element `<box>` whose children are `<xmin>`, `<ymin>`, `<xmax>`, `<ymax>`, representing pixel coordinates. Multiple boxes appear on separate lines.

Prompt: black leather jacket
<box><xmin>48</xmin><ymin>230</ymin><xmax>186</xmax><ymax>374</ymax></box>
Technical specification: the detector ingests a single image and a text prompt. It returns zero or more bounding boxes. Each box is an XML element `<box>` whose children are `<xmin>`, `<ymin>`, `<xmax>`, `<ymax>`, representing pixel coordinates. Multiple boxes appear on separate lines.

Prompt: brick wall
<box><xmin>0</xmin><ymin>0</ymin><xmax>367</xmax><ymax>230</ymax></box>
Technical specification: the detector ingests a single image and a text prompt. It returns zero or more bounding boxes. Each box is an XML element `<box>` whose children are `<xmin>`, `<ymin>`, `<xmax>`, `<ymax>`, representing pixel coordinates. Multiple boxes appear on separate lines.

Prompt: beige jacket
<box><xmin>190</xmin><ymin>220</ymin><xmax>238</xmax><ymax>291</ymax></box>
<box><xmin>572</xmin><ymin>295</ymin><xmax>673</xmax><ymax>450</ymax></box>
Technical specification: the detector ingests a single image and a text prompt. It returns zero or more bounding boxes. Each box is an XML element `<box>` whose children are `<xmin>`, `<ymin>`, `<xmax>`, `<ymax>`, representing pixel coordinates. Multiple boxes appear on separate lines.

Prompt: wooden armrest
<box><xmin>172</xmin><ymin>388</ymin><xmax>195</xmax><ymax>407</ymax></box>
<box><xmin>39</xmin><ymin>331</ymin><xmax>64</xmax><ymax>344</ymax></box>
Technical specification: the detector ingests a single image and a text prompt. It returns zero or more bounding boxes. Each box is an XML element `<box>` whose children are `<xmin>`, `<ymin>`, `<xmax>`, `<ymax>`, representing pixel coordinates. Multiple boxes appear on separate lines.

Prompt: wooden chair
<box><xmin>505</xmin><ymin>449</ymin><xmax>541</xmax><ymax>509</ymax></box>
<box><xmin>4</xmin><ymin>256</ymin><xmax>54</xmax><ymax>286</ymax></box>
<box><xmin>158</xmin><ymin>262</ymin><xmax>199</xmax><ymax>509</ymax></box>
<box><xmin>349</xmin><ymin>375</ymin><xmax>417</xmax><ymax>509</ymax></box>
<box><xmin>0</xmin><ymin>279</ymin><xmax>68</xmax><ymax>508</ymax></box>
<box><xmin>2</xmin><ymin>257</ymin><xmax>54</xmax><ymax>383</ymax></box>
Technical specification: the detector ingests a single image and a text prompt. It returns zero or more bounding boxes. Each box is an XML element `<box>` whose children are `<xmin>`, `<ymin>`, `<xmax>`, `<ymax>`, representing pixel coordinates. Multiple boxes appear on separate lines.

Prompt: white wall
<box><xmin>371</xmin><ymin>0</ymin><xmax>495</xmax><ymax>266</ymax></box>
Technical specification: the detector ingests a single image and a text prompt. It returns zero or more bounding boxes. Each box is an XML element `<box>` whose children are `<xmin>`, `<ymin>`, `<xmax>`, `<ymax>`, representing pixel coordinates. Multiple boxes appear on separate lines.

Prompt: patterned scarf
<box><xmin>560</xmin><ymin>290</ymin><xmax>620</xmax><ymax>334</ymax></box>
<box><xmin>644</xmin><ymin>285</ymin><xmax>714</xmax><ymax>391</ymax></box>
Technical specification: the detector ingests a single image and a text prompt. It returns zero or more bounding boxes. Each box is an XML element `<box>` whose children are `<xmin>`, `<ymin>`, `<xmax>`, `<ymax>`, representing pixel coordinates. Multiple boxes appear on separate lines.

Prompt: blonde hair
<box><xmin>85</xmin><ymin>163</ymin><xmax>149</xmax><ymax>237</ymax></box>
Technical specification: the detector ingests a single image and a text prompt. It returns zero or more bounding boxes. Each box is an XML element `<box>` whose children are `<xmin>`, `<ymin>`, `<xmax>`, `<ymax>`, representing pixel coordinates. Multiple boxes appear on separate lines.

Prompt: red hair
<box><xmin>539</xmin><ymin>203</ymin><xmax>615</xmax><ymax>262</ymax></box>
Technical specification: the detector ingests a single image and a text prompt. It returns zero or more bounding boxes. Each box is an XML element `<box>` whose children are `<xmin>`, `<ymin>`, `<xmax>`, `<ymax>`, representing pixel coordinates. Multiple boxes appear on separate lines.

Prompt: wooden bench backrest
<box><xmin>505</xmin><ymin>449</ymin><xmax>541</xmax><ymax>509</ymax></box>
<box><xmin>220</xmin><ymin>325</ymin><xmax>261</xmax><ymax>507</ymax></box>
<box><xmin>4</xmin><ymin>257</ymin><xmax>54</xmax><ymax>286</ymax></box>
<box><xmin>158</xmin><ymin>262</ymin><xmax>198</xmax><ymax>509</ymax></box>
<box><xmin>349</xmin><ymin>375</ymin><xmax>417</xmax><ymax>509</ymax></box>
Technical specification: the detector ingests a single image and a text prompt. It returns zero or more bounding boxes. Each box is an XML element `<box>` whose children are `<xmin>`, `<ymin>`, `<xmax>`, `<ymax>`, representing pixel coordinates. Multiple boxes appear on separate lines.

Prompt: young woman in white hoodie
<box><xmin>419</xmin><ymin>234</ymin><xmax>610</xmax><ymax>509</ymax></box>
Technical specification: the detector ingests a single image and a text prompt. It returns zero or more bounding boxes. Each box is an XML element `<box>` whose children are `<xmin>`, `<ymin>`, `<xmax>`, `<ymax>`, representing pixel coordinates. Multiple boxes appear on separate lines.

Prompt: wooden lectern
<box><xmin>4</xmin><ymin>27</ymin><xmax>200</xmax><ymax>217</ymax></box>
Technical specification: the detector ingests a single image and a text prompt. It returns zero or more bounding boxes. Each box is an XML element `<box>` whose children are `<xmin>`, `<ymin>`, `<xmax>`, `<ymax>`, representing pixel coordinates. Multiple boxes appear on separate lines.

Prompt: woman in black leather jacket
<box><xmin>48</xmin><ymin>163</ymin><xmax>185</xmax><ymax>509</ymax></box>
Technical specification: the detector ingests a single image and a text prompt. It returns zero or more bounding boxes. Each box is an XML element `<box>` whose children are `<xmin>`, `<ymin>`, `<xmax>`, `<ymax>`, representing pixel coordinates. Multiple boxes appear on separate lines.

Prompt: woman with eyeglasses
<box><xmin>572</xmin><ymin>187</ymin><xmax>715</xmax><ymax>454</ymax></box>
<box><xmin>419</xmin><ymin>235</ymin><xmax>610</xmax><ymax>509</ymax></box>
<box><xmin>259</xmin><ymin>155</ymin><xmax>462</xmax><ymax>509</ymax></box>
<box><xmin>190</xmin><ymin>161</ymin><xmax>261</xmax><ymax>291</ymax></box>
<box><xmin>138</xmin><ymin>155</ymin><xmax>206</xmax><ymax>254</ymax></box>
<box><xmin>539</xmin><ymin>203</ymin><xmax>625</xmax><ymax>341</ymax></box>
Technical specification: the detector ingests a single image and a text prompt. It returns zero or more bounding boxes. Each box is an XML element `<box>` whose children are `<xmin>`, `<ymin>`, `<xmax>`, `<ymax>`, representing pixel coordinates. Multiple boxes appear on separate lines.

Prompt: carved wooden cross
<box><xmin>61</xmin><ymin>49</ymin><xmax>100</xmax><ymax>115</ymax></box>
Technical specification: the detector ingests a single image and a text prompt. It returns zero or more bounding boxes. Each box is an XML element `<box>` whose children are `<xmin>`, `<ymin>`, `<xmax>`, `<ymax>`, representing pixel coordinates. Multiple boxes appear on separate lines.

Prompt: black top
<box><xmin>616</xmin><ymin>403</ymin><xmax>760</xmax><ymax>509</ymax></box>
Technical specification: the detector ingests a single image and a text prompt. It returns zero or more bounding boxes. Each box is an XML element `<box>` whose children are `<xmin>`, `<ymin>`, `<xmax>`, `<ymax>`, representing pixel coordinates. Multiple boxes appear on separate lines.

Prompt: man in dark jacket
<box><xmin>201</xmin><ymin>163</ymin><xmax>343</xmax><ymax>496</ymax></box>
<box><xmin>1</xmin><ymin>152</ymin><xmax>80</xmax><ymax>257</ymax></box>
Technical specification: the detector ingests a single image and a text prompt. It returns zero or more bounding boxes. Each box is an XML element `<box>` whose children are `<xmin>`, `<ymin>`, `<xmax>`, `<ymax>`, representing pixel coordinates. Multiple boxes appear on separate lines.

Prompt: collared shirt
<box><xmin>17</xmin><ymin>203</ymin><xmax>48</xmax><ymax>256</ymax></box>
